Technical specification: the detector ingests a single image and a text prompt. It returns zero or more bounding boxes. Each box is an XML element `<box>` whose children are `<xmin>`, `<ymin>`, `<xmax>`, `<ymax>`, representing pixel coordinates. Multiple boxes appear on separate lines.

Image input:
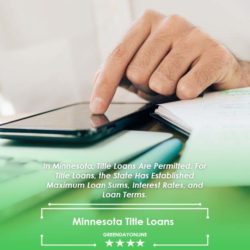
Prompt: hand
<box><xmin>90</xmin><ymin>10</ymin><xmax>249</xmax><ymax>114</ymax></box>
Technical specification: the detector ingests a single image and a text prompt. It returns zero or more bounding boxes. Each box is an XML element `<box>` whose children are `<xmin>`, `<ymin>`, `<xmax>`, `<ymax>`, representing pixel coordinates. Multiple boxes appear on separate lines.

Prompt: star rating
<box><xmin>106</xmin><ymin>239</ymin><xmax>113</xmax><ymax>247</ymax></box>
<box><xmin>117</xmin><ymin>239</ymin><xmax>124</xmax><ymax>247</ymax></box>
<box><xmin>127</xmin><ymin>239</ymin><xmax>135</xmax><ymax>247</ymax></box>
<box><xmin>105</xmin><ymin>239</ymin><xmax>144</xmax><ymax>247</ymax></box>
<box><xmin>137</xmin><ymin>239</ymin><xmax>144</xmax><ymax>247</ymax></box>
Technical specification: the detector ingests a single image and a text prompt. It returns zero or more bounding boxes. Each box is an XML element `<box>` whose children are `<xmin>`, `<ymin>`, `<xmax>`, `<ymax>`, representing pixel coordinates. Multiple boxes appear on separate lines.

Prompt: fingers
<box><xmin>137</xmin><ymin>90</ymin><xmax>177</xmax><ymax>103</ymax></box>
<box><xmin>90</xmin><ymin>114</ymin><xmax>109</xmax><ymax>128</ymax></box>
<box><xmin>176</xmin><ymin>49</ymin><xmax>228</xmax><ymax>99</ymax></box>
<box><xmin>90</xmin><ymin>12</ymin><xmax>154</xmax><ymax>114</ymax></box>
<box><xmin>125</xmin><ymin>15</ymin><xmax>194</xmax><ymax>94</ymax></box>
<box><xmin>148</xmin><ymin>27</ymin><xmax>210</xmax><ymax>96</ymax></box>
<box><xmin>149</xmin><ymin>44</ymin><xmax>198</xmax><ymax>95</ymax></box>
<box><xmin>126</xmin><ymin>19</ymin><xmax>172</xmax><ymax>86</ymax></box>
<box><xmin>119</xmin><ymin>77</ymin><xmax>140</xmax><ymax>95</ymax></box>
<box><xmin>91</xmin><ymin>10</ymin><xmax>239</xmax><ymax>112</ymax></box>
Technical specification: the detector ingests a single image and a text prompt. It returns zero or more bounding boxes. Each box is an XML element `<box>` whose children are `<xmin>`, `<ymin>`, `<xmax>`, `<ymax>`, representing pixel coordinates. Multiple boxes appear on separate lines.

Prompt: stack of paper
<box><xmin>154</xmin><ymin>97</ymin><xmax>203</xmax><ymax>134</ymax></box>
<box><xmin>154</xmin><ymin>87</ymin><xmax>250</xmax><ymax>134</ymax></box>
<box><xmin>154</xmin><ymin>87</ymin><xmax>250</xmax><ymax>186</ymax></box>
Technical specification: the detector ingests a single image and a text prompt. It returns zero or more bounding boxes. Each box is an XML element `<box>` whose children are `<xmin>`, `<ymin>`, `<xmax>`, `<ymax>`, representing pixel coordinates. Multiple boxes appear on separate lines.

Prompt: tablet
<box><xmin>0</xmin><ymin>102</ymin><xmax>155</xmax><ymax>143</ymax></box>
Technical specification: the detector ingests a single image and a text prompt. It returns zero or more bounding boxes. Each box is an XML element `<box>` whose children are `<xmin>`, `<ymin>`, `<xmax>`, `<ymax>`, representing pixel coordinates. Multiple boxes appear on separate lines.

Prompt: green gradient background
<box><xmin>1</xmin><ymin>186</ymin><xmax>250</xmax><ymax>250</ymax></box>
<box><xmin>1</xmin><ymin>129</ymin><xmax>250</xmax><ymax>250</ymax></box>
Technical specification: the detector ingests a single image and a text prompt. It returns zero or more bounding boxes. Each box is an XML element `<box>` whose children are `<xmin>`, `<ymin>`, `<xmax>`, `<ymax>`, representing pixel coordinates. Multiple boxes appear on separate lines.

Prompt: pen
<box><xmin>90</xmin><ymin>138</ymin><xmax>183</xmax><ymax>203</ymax></box>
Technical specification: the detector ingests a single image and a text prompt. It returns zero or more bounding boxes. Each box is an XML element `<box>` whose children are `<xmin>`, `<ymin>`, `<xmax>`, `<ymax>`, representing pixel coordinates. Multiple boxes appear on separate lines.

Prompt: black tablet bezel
<box><xmin>0</xmin><ymin>102</ymin><xmax>155</xmax><ymax>144</ymax></box>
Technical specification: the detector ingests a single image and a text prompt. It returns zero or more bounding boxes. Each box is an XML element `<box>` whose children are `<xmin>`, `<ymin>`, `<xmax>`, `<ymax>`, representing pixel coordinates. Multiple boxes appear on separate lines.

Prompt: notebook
<box><xmin>152</xmin><ymin>87</ymin><xmax>250</xmax><ymax>186</ymax></box>
<box><xmin>153</xmin><ymin>97</ymin><xmax>203</xmax><ymax>136</ymax></box>
<box><xmin>152</xmin><ymin>87</ymin><xmax>250</xmax><ymax>136</ymax></box>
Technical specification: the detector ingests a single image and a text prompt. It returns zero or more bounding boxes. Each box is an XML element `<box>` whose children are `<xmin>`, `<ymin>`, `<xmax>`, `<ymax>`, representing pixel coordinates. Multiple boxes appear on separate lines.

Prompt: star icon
<box><xmin>105</xmin><ymin>239</ymin><xmax>113</xmax><ymax>247</ymax></box>
<box><xmin>127</xmin><ymin>239</ymin><xmax>134</xmax><ymax>247</ymax></box>
<box><xmin>116</xmin><ymin>239</ymin><xmax>124</xmax><ymax>247</ymax></box>
<box><xmin>137</xmin><ymin>239</ymin><xmax>144</xmax><ymax>247</ymax></box>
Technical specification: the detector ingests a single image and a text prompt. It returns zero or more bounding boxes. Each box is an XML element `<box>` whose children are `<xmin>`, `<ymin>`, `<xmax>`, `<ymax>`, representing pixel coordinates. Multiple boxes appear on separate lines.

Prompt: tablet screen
<box><xmin>0</xmin><ymin>103</ymin><xmax>148</xmax><ymax>131</ymax></box>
